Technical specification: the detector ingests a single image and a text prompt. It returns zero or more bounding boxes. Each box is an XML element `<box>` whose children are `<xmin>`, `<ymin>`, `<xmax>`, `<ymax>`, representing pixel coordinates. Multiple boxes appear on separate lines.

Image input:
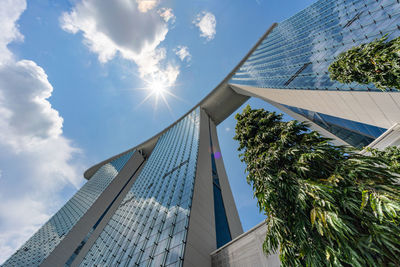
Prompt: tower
<box><xmin>230</xmin><ymin>0</ymin><xmax>400</xmax><ymax>149</ymax></box>
<box><xmin>2</xmin><ymin>108</ymin><xmax>243</xmax><ymax>267</ymax></box>
<box><xmin>3</xmin><ymin>0</ymin><xmax>400</xmax><ymax>266</ymax></box>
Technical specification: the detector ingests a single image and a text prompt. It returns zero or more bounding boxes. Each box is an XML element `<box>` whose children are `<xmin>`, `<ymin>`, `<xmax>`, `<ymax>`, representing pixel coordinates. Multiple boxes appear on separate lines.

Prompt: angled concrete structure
<box><xmin>3</xmin><ymin>0</ymin><xmax>400</xmax><ymax>266</ymax></box>
<box><xmin>230</xmin><ymin>0</ymin><xmax>400</xmax><ymax>148</ymax></box>
<box><xmin>211</xmin><ymin>222</ymin><xmax>280</xmax><ymax>267</ymax></box>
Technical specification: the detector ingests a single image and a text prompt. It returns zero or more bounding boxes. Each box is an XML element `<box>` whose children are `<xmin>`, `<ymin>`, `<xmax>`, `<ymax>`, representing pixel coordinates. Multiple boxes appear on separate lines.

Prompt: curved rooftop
<box><xmin>83</xmin><ymin>23</ymin><xmax>277</xmax><ymax>180</ymax></box>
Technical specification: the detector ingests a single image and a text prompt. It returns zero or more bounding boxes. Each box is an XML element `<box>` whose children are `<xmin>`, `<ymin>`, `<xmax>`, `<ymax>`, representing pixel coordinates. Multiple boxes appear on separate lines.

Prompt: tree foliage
<box><xmin>328</xmin><ymin>35</ymin><xmax>400</xmax><ymax>90</ymax></box>
<box><xmin>234</xmin><ymin>105</ymin><xmax>400</xmax><ymax>266</ymax></box>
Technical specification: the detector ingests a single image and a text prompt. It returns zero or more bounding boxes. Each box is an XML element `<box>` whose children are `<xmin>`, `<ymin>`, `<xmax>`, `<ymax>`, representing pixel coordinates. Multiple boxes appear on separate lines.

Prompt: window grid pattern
<box><xmin>231</xmin><ymin>0</ymin><xmax>400</xmax><ymax>91</ymax></box>
<box><xmin>79</xmin><ymin>108</ymin><xmax>200</xmax><ymax>267</ymax></box>
<box><xmin>2</xmin><ymin>151</ymin><xmax>134</xmax><ymax>267</ymax></box>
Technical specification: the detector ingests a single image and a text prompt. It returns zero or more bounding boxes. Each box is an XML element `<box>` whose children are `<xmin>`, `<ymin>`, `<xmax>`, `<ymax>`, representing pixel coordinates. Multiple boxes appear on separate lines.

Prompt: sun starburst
<box><xmin>135</xmin><ymin>76</ymin><xmax>184</xmax><ymax>115</ymax></box>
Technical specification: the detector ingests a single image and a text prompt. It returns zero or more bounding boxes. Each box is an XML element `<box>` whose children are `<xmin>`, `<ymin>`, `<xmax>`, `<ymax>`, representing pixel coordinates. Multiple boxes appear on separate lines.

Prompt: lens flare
<box><xmin>135</xmin><ymin>76</ymin><xmax>184</xmax><ymax>115</ymax></box>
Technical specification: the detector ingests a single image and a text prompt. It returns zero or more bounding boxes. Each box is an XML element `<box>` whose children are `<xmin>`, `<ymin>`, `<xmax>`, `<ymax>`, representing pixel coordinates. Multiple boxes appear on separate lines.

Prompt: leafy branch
<box><xmin>234</xmin><ymin>105</ymin><xmax>400</xmax><ymax>266</ymax></box>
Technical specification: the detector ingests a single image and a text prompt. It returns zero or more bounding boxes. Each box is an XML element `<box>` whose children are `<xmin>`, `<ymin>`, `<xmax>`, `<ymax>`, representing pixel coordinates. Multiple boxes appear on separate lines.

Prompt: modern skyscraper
<box><xmin>230</xmin><ymin>0</ymin><xmax>400</xmax><ymax>149</ymax></box>
<box><xmin>3</xmin><ymin>0</ymin><xmax>400</xmax><ymax>266</ymax></box>
<box><xmin>3</xmin><ymin>107</ymin><xmax>244</xmax><ymax>267</ymax></box>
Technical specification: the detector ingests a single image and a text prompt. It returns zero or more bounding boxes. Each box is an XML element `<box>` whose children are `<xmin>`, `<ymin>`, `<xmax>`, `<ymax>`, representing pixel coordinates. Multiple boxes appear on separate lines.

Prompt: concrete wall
<box><xmin>362</xmin><ymin>123</ymin><xmax>400</xmax><ymax>153</ymax></box>
<box><xmin>183</xmin><ymin>108</ymin><xmax>217</xmax><ymax>267</ymax></box>
<box><xmin>231</xmin><ymin>84</ymin><xmax>400</xmax><ymax>130</ymax></box>
<box><xmin>230</xmin><ymin>84</ymin><xmax>349</xmax><ymax>146</ymax></box>
<box><xmin>266</xmin><ymin>99</ymin><xmax>349</xmax><ymax>147</ymax></box>
<box><xmin>209</xmin><ymin>119</ymin><xmax>243</xmax><ymax>238</ymax></box>
<box><xmin>184</xmin><ymin>109</ymin><xmax>244</xmax><ymax>267</ymax></box>
<box><xmin>40</xmin><ymin>151</ymin><xmax>146</xmax><ymax>267</ymax></box>
<box><xmin>211</xmin><ymin>222</ymin><xmax>280</xmax><ymax>267</ymax></box>
<box><xmin>69</xmin><ymin>152</ymin><xmax>149</xmax><ymax>267</ymax></box>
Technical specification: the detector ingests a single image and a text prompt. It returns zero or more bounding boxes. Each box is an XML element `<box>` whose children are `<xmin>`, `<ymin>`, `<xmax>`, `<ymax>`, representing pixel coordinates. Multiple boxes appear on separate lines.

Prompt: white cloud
<box><xmin>61</xmin><ymin>0</ymin><xmax>179</xmax><ymax>87</ymax></box>
<box><xmin>135</xmin><ymin>48</ymin><xmax>179</xmax><ymax>87</ymax></box>
<box><xmin>158</xmin><ymin>8</ymin><xmax>175</xmax><ymax>23</ymax></box>
<box><xmin>0</xmin><ymin>0</ymin><xmax>83</xmax><ymax>264</ymax></box>
<box><xmin>0</xmin><ymin>197</ymin><xmax>52</xmax><ymax>264</ymax></box>
<box><xmin>0</xmin><ymin>61</ymin><xmax>63</xmax><ymax>147</ymax></box>
<box><xmin>0</xmin><ymin>60</ymin><xmax>82</xmax><ymax>187</ymax></box>
<box><xmin>60</xmin><ymin>0</ymin><xmax>168</xmax><ymax>63</ymax></box>
<box><xmin>193</xmin><ymin>11</ymin><xmax>216</xmax><ymax>41</ymax></box>
<box><xmin>136</xmin><ymin>0</ymin><xmax>159</xmax><ymax>13</ymax></box>
<box><xmin>0</xmin><ymin>0</ymin><xmax>26</xmax><ymax>62</ymax></box>
<box><xmin>174</xmin><ymin>46</ymin><xmax>191</xmax><ymax>63</ymax></box>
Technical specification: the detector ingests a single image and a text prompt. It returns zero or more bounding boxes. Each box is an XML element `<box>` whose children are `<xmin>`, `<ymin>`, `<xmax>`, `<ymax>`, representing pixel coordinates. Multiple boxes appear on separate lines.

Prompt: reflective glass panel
<box><xmin>79</xmin><ymin>108</ymin><xmax>200</xmax><ymax>267</ymax></box>
<box><xmin>284</xmin><ymin>105</ymin><xmax>386</xmax><ymax>148</ymax></box>
<box><xmin>231</xmin><ymin>0</ymin><xmax>400</xmax><ymax>91</ymax></box>
<box><xmin>2</xmin><ymin>151</ymin><xmax>134</xmax><ymax>267</ymax></box>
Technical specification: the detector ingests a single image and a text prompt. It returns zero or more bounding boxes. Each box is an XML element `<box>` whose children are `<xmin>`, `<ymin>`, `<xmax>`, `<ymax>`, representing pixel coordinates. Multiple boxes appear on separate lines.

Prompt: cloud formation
<box><xmin>158</xmin><ymin>8</ymin><xmax>175</xmax><ymax>23</ymax></box>
<box><xmin>0</xmin><ymin>60</ymin><xmax>63</xmax><ymax>148</ymax></box>
<box><xmin>61</xmin><ymin>0</ymin><xmax>179</xmax><ymax>88</ymax></box>
<box><xmin>174</xmin><ymin>46</ymin><xmax>191</xmax><ymax>63</ymax></box>
<box><xmin>0</xmin><ymin>0</ymin><xmax>82</xmax><ymax>264</ymax></box>
<box><xmin>193</xmin><ymin>11</ymin><xmax>216</xmax><ymax>41</ymax></box>
<box><xmin>0</xmin><ymin>0</ymin><xmax>26</xmax><ymax>62</ymax></box>
<box><xmin>136</xmin><ymin>0</ymin><xmax>159</xmax><ymax>13</ymax></box>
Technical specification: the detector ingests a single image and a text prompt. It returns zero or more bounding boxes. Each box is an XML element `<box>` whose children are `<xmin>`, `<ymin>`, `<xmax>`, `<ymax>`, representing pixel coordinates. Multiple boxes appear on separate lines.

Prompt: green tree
<box><xmin>234</xmin><ymin>105</ymin><xmax>400</xmax><ymax>266</ymax></box>
<box><xmin>328</xmin><ymin>35</ymin><xmax>400</xmax><ymax>90</ymax></box>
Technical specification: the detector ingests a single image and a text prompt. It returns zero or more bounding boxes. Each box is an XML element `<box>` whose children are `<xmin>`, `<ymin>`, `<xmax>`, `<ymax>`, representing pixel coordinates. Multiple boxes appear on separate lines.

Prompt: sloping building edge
<box><xmin>84</xmin><ymin>23</ymin><xmax>278</xmax><ymax>180</ymax></box>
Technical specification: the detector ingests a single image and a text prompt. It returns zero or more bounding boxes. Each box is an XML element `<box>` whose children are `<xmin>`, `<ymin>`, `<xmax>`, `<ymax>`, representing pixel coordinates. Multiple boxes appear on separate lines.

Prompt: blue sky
<box><xmin>0</xmin><ymin>0</ymin><xmax>315</xmax><ymax>262</ymax></box>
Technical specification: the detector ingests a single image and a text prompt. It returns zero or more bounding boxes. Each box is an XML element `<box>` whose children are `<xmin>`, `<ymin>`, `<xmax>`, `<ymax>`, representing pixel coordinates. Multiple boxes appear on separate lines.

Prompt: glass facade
<box><xmin>79</xmin><ymin>108</ymin><xmax>200</xmax><ymax>267</ymax></box>
<box><xmin>8</xmin><ymin>0</ymin><xmax>398</xmax><ymax>265</ymax></box>
<box><xmin>230</xmin><ymin>0</ymin><xmax>399</xmax><ymax>147</ymax></box>
<box><xmin>231</xmin><ymin>0</ymin><xmax>400</xmax><ymax>91</ymax></box>
<box><xmin>209</xmin><ymin>119</ymin><xmax>232</xmax><ymax>248</ymax></box>
<box><xmin>2</xmin><ymin>151</ymin><xmax>134</xmax><ymax>267</ymax></box>
<box><xmin>283</xmin><ymin>105</ymin><xmax>386</xmax><ymax>148</ymax></box>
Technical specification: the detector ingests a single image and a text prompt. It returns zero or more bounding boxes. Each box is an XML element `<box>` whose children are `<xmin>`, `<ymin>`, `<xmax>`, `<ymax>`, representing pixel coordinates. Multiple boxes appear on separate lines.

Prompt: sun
<box><xmin>135</xmin><ymin>76</ymin><xmax>182</xmax><ymax>114</ymax></box>
<box><xmin>149</xmin><ymin>80</ymin><xmax>166</xmax><ymax>96</ymax></box>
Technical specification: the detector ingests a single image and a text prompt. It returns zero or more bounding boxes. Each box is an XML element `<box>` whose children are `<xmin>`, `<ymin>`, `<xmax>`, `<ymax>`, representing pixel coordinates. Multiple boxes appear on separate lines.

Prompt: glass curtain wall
<box><xmin>230</xmin><ymin>0</ymin><xmax>399</xmax><ymax>147</ymax></box>
<box><xmin>231</xmin><ymin>0</ymin><xmax>400</xmax><ymax>91</ymax></box>
<box><xmin>3</xmin><ymin>151</ymin><xmax>134</xmax><ymax>267</ymax></box>
<box><xmin>79</xmin><ymin>108</ymin><xmax>200</xmax><ymax>267</ymax></box>
<box><xmin>284</xmin><ymin>105</ymin><xmax>386</xmax><ymax>148</ymax></box>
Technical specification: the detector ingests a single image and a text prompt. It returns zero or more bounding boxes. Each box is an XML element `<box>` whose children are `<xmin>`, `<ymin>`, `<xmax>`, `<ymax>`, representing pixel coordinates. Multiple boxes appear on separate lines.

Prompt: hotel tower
<box><xmin>3</xmin><ymin>0</ymin><xmax>400</xmax><ymax>266</ymax></box>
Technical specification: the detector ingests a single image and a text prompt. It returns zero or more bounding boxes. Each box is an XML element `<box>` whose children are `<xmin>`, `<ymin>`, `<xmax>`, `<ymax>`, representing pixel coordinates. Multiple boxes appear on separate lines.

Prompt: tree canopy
<box><xmin>234</xmin><ymin>105</ymin><xmax>400</xmax><ymax>266</ymax></box>
<box><xmin>328</xmin><ymin>35</ymin><xmax>400</xmax><ymax>90</ymax></box>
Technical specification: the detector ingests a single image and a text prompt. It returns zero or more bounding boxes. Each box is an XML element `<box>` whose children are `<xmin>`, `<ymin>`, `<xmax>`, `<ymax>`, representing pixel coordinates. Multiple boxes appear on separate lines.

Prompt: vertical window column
<box><xmin>208</xmin><ymin>118</ymin><xmax>232</xmax><ymax>248</ymax></box>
